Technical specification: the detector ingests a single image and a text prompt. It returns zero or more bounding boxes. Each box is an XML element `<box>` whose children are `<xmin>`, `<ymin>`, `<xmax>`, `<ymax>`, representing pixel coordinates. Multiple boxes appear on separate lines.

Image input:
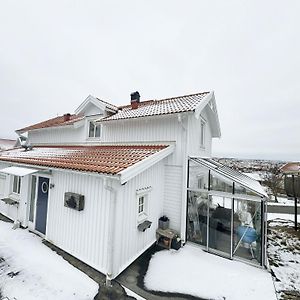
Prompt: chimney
<box><xmin>63</xmin><ymin>113</ymin><xmax>71</xmax><ymax>122</ymax></box>
<box><xmin>130</xmin><ymin>91</ymin><xmax>140</xmax><ymax>109</ymax></box>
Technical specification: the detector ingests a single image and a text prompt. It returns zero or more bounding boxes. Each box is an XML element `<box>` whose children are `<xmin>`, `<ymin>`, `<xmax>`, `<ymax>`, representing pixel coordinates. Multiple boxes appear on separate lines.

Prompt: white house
<box><xmin>0</xmin><ymin>91</ymin><xmax>268</xmax><ymax>281</ymax></box>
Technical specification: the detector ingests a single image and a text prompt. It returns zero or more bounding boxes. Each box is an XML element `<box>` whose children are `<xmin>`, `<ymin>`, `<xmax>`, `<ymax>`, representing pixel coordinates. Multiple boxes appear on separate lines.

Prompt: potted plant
<box><xmin>159</xmin><ymin>215</ymin><xmax>170</xmax><ymax>230</ymax></box>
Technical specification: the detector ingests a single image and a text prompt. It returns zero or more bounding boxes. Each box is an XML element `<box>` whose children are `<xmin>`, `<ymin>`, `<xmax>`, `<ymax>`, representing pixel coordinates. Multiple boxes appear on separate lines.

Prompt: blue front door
<box><xmin>35</xmin><ymin>177</ymin><xmax>49</xmax><ymax>234</ymax></box>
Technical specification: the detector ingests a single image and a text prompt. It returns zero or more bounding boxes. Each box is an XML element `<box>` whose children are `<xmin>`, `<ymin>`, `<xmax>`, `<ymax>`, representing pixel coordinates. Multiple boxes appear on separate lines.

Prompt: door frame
<box><xmin>28</xmin><ymin>174</ymin><xmax>52</xmax><ymax>236</ymax></box>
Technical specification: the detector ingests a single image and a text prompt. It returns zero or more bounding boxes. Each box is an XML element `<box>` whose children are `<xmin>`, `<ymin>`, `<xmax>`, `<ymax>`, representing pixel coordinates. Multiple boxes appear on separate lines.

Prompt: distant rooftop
<box><xmin>0</xmin><ymin>139</ymin><xmax>16</xmax><ymax>150</ymax></box>
<box><xmin>281</xmin><ymin>162</ymin><xmax>300</xmax><ymax>174</ymax></box>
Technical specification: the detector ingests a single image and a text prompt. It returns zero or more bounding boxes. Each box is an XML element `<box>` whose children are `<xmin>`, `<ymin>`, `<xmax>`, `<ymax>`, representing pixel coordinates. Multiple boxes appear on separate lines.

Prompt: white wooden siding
<box><xmin>163</xmin><ymin>165</ymin><xmax>183</xmax><ymax>232</ymax></box>
<box><xmin>46</xmin><ymin>171</ymin><xmax>112</xmax><ymax>274</ymax></box>
<box><xmin>187</xmin><ymin>109</ymin><xmax>212</xmax><ymax>157</ymax></box>
<box><xmin>29</xmin><ymin>126</ymin><xmax>86</xmax><ymax>145</ymax></box>
<box><xmin>0</xmin><ymin>162</ymin><xmax>18</xmax><ymax>221</ymax></box>
<box><xmin>102</xmin><ymin>115</ymin><xmax>186</xmax><ymax>165</ymax></box>
<box><xmin>0</xmin><ymin>174</ymin><xmax>5</xmax><ymax>197</ymax></box>
<box><xmin>113</xmin><ymin>160</ymin><xmax>165</xmax><ymax>277</ymax></box>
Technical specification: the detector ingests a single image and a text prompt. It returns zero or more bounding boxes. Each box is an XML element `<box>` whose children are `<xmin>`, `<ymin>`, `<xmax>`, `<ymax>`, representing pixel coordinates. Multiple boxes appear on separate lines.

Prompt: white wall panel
<box><xmin>29</xmin><ymin>126</ymin><xmax>86</xmax><ymax>145</ymax></box>
<box><xmin>102</xmin><ymin>115</ymin><xmax>186</xmax><ymax>165</ymax></box>
<box><xmin>113</xmin><ymin>160</ymin><xmax>165</xmax><ymax>277</ymax></box>
<box><xmin>187</xmin><ymin>109</ymin><xmax>212</xmax><ymax>158</ymax></box>
<box><xmin>0</xmin><ymin>162</ymin><xmax>19</xmax><ymax>221</ymax></box>
<box><xmin>46</xmin><ymin>171</ymin><xmax>112</xmax><ymax>274</ymax></box>
<box><xmin>163</xmin><ymin>165</ymin><xmax>183</xmax><ymax>232</ymax></box>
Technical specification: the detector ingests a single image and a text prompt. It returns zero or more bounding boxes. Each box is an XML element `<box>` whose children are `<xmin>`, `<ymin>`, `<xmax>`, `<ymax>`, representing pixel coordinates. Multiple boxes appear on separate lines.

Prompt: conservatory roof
<box><xmin>190</xmin><ymin>157</ymin><xmax>268</xmax><ymax>198</ymax></box>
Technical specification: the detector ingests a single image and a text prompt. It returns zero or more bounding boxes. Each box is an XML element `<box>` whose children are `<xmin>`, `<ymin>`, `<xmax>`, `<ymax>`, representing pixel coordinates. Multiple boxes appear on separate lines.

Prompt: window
<box><xmin>88</xmin><ymin>121</ymin><xmax>101</xmax><ymax>138</ymax></box>
<box><xmin>12</xmin><ymin>175</ymin><xmax>21</xmax><ymax>194</ymax></box>
<box><xmin>29</xmin><ymin>175</ymin><xmax>37</xmax><ymax>222</ymax></box>
<box><xmin>200</xmin><ymin>120</ymin><xmax>205</xmax><ymax>148</ymax></box>
<box><xmin>138</xmin><ymin>196</ymin><xmax>145</xmax><ymax>214</ymax></box>
<box><xmin>136</xmin><ymin>188</ymin><xmax>151</xmax><ymax>223</ymax></box>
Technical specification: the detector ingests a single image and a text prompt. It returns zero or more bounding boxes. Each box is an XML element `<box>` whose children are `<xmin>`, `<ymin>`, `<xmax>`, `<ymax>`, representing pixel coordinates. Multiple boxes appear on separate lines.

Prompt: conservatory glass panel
<box><xmin>187</xmin><ymin>191</ymin><xmax>209</xmax><ymax>247</ymax></box>
<box><xmin>210</xmin><ymin>171</ymin><xmax>233</xmax><ymax>193</ymax></box>
<box><xmin>233</xmin><ymin>199</ymin><xmax>262</xmax><ymax>264</ymax></box>
<box><xmin>208</xmin><ymin>195</ymin><xmax>232</xmax><ymax>256</ymax></box>
<box><xmin>188</xmin><ymin>160</ymin><xmax>209</xmax><ymax>190</ymax></box>
<box><xmin>234</xmin><ymin>183</ymin><xmax>258</xmax><ymax>197</ymax></box>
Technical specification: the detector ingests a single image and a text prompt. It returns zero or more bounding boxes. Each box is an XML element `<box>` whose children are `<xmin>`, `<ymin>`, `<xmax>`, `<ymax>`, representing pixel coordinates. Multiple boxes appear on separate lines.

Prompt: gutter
<box><xmin>104</xmin><ymin>178</ymin><xmax>117</xmax><ymax>286</ymax></box>
<box><xmin>177</xmin><ymin>113</ymin><xmax>188</xmax><ymax>242</ymax></box>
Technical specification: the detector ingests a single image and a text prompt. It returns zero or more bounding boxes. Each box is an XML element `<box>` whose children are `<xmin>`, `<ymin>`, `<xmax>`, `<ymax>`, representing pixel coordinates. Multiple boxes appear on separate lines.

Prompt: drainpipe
<box><xmin>178</xmin><ymin>113</ymin><xmax>188</xmax><ymax>242</ymax></box>
<box><xmin>104</xmin><ymin>177</ymin><xmax>117</xmax><ymax>286</ymax></box>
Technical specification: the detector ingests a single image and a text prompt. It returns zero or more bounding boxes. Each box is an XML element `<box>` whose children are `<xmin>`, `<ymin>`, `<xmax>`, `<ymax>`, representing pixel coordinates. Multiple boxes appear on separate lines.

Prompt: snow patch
<box><xmin>0</xmin><ymin>221</ymin><xmax>98</xmax><ymax>300</ymax></box>
<box><xmin>144</xmin><ymin>245</ymin><xmax>276</xmax><ymax>300</ymax></box>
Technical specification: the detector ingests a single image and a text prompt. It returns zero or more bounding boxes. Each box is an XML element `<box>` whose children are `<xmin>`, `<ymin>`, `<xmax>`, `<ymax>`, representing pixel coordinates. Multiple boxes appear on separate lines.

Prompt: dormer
<box><xmin>75</xmin><ymin>95</ymin><xmax>118</xmax><ymax>142</ymax></box>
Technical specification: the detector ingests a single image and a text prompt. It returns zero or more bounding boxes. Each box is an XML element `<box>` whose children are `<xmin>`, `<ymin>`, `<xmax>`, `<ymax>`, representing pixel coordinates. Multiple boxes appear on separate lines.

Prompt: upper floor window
<box><xmin>200</xmin><ymin>120</ymin><xmax>205</xmax><ymax>148</ymax></box>
<box><xmin>12</xmin><ymin>175</ymin><xmax>21</xmax><ymax>194</ymax></box>
<box><xmin>88</xmin><ymin>121</ymin><xmax>101</xmax><ymax>138</ymax></box>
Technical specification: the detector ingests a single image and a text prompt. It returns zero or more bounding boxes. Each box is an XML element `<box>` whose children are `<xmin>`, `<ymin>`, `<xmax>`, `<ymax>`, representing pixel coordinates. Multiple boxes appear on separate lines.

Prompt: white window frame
<box><xmin>0</xmin><ymin>174</ymin><xmax>6</xmax><ymax>197</ymax></box>
<box><xmin>12</xmin><ymin>175</ymin><xmax>21</xmax><ymax>195</ymax></box>
<box><xmin>88</xmin><ymin>121</ymin><xmax>102</xmax><ymax>139</ymax></box>
<box><xmin>200</xmin><ymin>119</ymin><xmax>206</xmax><ymax>149</ymax></box>
<box><xmin>136</xmin><ymin>187</ymin><xmax>152</xmax><ymax>223</ymax></box>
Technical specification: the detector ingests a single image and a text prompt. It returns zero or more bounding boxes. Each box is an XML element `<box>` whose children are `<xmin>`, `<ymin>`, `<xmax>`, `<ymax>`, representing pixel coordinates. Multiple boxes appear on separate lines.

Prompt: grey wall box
<box><xmin>64</xmin><ymin>192</ymin><xmax>85</xmax><ymax>211</ymax></box>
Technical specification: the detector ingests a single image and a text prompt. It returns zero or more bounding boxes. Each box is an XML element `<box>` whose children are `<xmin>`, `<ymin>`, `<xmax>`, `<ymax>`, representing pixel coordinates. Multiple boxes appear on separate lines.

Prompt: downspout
<box><xmin>178</xmin><ymin>113</ymin><xmax>188</xmax><ymax>242</ymax></box>
<box><xmin>104</xmin><ymin>177</ymin><xmax>117</xmax><ymax>286</ymax></box>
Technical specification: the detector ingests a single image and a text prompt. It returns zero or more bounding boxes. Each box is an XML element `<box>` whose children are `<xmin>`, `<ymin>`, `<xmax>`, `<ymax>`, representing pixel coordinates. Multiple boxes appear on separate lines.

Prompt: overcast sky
<box><xmin>0</xmin><ymin>0</ymin><xmax>299</xmax><ymax>161</ymax></box>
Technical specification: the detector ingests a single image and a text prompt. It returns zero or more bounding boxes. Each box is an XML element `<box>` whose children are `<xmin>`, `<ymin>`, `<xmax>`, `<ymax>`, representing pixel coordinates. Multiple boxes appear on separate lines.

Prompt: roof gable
<box><xmin>75</xmin><ymin>95</ymin><xmax>118</xmax><ymax>116</ymax></box>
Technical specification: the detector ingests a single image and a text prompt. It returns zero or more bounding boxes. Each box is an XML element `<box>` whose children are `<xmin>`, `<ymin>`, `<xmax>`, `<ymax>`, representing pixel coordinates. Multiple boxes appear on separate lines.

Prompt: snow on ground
<box><xmin>122</xmin><ymin>285</ymin><xmax>146</xmax><ymax>300</ymax></box>
<box><xmin>268</xmin><ymin>213</ymin><xmax>299</xmax><ymax>221</ymax></box>
<box><xmin>268</xmin><ymin>219</ymin><xmax>300</xmax><ymax>299</ymax></box>
<box><xmin>0</xmin><ymin>221</ymin><xmax>98</xmax><ymax>300</ymax></box>
<box><xmin>144</xmin><ymin>245</ymin><xmax>276</xmax><ymax>300</ymax></box>
<box><xmin>268</xmin><ymin>196</ymin><xmax>300</xmax><ymax>206</ymax></box>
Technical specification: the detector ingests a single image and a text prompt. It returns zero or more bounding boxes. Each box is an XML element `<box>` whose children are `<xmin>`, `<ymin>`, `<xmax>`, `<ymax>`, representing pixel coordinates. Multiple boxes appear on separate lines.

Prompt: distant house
<box><xmin>281</xmin><ymin>162</ymin><xmax>300</xmax><ymax>198</ymax></box>
<box><xmin>0</xmin><ymin>139</ymin><xmax>16</xmax><ymax>151</ymax></box>
<box><xmin>0</xmin><ymin>91</ymin><xmax>268</xmax><ymax>281</ymax></box>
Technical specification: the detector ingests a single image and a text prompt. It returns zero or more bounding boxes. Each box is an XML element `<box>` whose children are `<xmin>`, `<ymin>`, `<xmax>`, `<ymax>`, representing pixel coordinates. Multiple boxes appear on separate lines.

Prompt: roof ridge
<box><xmin>118</xmin><ymin>91</ymin><xmax>210</xmax><ymax>109</ymax></box>
<box><xmin>16</xmin><ymin>113</ymin><xmax>81</xmax><ymax>133</ymax></box>
<box><xmin>96</xmin><ymin>97</ymin><xmax>118</xmax><ymax>110</ymax></box>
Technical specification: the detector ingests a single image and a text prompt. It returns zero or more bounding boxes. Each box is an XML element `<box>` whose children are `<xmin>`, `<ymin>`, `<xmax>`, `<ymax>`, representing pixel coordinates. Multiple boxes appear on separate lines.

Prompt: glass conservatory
<box><xmin>187</xmin><ymin>157</ymin><xmax>268</xmax><ymax>266</ymax></box>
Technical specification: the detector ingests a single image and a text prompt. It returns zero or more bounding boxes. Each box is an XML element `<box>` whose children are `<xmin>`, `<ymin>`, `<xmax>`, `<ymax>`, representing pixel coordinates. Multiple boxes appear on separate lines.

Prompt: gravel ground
<box><xmin>268</xmin><ymin>219</ymin><xmax>300</xmax><ymax>300</ymax></box>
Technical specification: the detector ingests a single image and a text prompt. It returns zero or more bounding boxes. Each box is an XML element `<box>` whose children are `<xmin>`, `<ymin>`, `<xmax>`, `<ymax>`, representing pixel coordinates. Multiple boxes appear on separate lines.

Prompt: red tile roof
<box><xmin>101</xmin><ymin>92</ymin><xmax>210</xmax><ymax>122</ymax></box>
<box><xmin>281</xmin><ymin>162</ymin><xmax>300</xmax><ymax>174</ymax></box>
<box><xmin>0</xmin><ymin>145</ymin><xmax>168</xmax><ymax>175</ymax></box>
<box><xmin>16</xmin><ymin>114</ymin><xmax>84</xmax><ymax>134</ymax></box>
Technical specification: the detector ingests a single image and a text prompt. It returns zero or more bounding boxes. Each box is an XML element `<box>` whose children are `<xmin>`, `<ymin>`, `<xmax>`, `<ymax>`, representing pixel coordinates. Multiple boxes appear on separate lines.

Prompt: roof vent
<box><xmin>130</xmin><ymin>91</ymin><xmax>140</xmax><ymax>109</ymax></box>
<box><xmin>63</xmin><ymin>113</ymin><xmax>71</xmax><ymax>122</ymax></box>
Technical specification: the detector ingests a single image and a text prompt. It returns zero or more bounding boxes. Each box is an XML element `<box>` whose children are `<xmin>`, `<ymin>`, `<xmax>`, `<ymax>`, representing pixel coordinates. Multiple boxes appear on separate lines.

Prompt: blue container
<box><xmin>237</xmin><ymin>226</ymin><xmax>257</xmax><ymax>244</ymax></box>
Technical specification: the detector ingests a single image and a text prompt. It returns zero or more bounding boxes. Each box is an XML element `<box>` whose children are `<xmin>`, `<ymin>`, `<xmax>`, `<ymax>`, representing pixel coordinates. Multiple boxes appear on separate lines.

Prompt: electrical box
<box><xmin>64</xmin><ymin>192</ymin><xmax>84</xmax><ymax>211</ymax></box>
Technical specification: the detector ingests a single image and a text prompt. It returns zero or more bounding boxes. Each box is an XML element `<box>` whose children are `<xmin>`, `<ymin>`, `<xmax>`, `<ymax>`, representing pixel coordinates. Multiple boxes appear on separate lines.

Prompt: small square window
<box><xmin>12</xmin><ymin>175</ymin><xmax>21</xmax><ymax>194</ymax></box>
